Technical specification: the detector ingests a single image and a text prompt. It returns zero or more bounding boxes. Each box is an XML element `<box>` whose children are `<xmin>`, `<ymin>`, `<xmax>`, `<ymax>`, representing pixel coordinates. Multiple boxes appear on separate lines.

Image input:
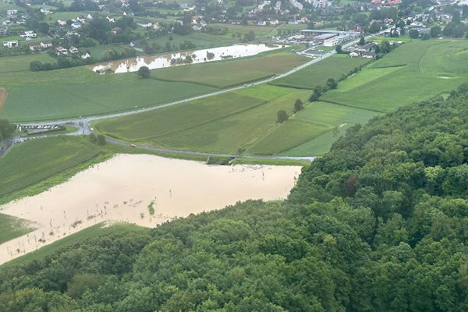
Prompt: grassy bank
<box><xmin>0</xmin><ymin>136</ymin><xmax>110</xmax><ymax>205</ymax></box>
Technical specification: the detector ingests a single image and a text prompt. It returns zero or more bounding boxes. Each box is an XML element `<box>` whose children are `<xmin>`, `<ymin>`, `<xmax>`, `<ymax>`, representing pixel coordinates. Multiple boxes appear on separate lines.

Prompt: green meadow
<box><xmin>0</xmin><ymin>213</ymin><xmax>35</xmax><ymax>245</ymax></box>
<box><xmin>96</xmin><ymin>85</ymin><xmax>311</xmax><ymax>154</ymax></box>
<box><xmin>321</xmin><ymin>40</ymin><xmax>468</xmax><ymax>112</ymax></box>
<box><xmin>0</xmin><ymin>136</ymin><xmax>106</xmax><ymax>204</ymax></box>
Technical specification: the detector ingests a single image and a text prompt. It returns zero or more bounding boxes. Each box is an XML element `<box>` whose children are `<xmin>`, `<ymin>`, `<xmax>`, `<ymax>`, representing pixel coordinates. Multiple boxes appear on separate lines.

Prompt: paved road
<box><xmin>9</xmin><ymin>30</ymin><xmax>386</xmax><ymax>161</ymax></box>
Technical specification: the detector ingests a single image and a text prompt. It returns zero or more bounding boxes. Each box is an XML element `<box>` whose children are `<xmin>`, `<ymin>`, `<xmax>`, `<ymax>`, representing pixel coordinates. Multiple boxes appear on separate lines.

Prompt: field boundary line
<box><xmin>319</xmin><ymin>99</ymin><xmax>386</xmax><ymax>113</ymax></box>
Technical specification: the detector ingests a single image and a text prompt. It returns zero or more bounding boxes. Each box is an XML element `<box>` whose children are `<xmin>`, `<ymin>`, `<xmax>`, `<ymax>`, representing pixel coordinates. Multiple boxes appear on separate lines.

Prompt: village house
<box><xmin>3</xmin><ymin>40</ymin><xmax>18</xmax><ymax>48</ymax></box>
<box><xmin>106</xmin><ymin>16</ymin><xmax>115</xmax><ymax>23</ymax></box>
<box><xmin>69</xmin><ymin>46</ymin><xmax>79</xmax><ymax>54</ymax></box>
<box><xmin>40</xmin><ymin>8</ymin><xmax>52</xmax><ymax>14</ymax></box>
<box><xmin>81</xmin><ymin>52</ymin><xmax>91</xmax><ymax>59</ymax></box>
<box><xmin>6</xmin><ymin>9</ymin><xmax>18</xmax><ymax>17</ymax></box>
<box><xmin>20</xmin><ymin>30</ymin><xmax>37</xmax><ymax>39</ymax></box>
<box><xmin>362</xmin><ymin>51</ymin><xmax>376</xmax><ymax>58</ymax></box>
<box><xmin>56</xmin><ymin>46</ymin><xmax>68</xmax><ymax>55</ymax></box>
<box><xmin>71</xmin><ymin>22</ymin><xmax>82</xmax><ymax>29</ymax></box>
<box><xmin>137</xmin><ymin>22</ymin><xmax>153</xmax><ymax>29</ymax></box>
<box><xmin>57</xmin><ymin>19</ymin><xmax>67</xmax><ymax>26</ymax></box>
<box><xmin>40</xmin><ymin>41</ymin><xmax>53</xmax><ymax>48</ymax></box>
<box><xmin>29</xmin><ymin>43</ymin><xmax>41</xmax><ymax>52</ymax></box>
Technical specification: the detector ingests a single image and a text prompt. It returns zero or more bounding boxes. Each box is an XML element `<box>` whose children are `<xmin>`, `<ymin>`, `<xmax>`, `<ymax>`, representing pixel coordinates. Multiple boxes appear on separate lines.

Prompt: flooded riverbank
<box><xmin>0</xmin><ymin>154</ymin><xmax>300</xmax><ymax>264</ymax></box>
<box><xmin>92</xmin><ymin>44</ymin><xmax>281</xmax><ymax>73</ymax></box>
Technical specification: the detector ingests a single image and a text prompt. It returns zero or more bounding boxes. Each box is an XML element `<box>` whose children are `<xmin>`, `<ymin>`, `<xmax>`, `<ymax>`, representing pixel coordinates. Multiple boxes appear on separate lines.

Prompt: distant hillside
<box><xmin>2</xmin><ymin>86</ymin><xmax>468</xmax><ymax>311</ymax></box>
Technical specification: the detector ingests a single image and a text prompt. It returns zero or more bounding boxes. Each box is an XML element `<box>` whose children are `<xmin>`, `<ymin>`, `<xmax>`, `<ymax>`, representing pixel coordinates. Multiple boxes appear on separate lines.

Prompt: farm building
<box><xmin>3</xmin><ymin>40</ymin><xmax>18</xmax><ymax>48</ymax></box>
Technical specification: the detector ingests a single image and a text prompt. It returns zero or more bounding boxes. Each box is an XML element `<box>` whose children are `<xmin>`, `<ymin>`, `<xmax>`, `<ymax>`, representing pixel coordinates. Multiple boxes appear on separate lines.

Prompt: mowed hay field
<box><xmin>153</xmin><ymin>51</ymin><xmax>308</xmax><ymax>88</ymax></box>
<box><xmin>270</xmin><ymin>54</ymin><xmax>371</xmax><ymax>89</ymax></box>
<box><xmin>321</xmin><ymin>40</ymin><xmax>468</xmax><ymax>112</ymax></box>
<box><xmin>0</xmin><ymin>213</ymin><xmax>35</xmax><ymax>245</ymax></box>
<box><xmin>0</xmin><ymin>136</ymin><xmax>104</xmax><ymax>203</ymax></box>
<box><xmin>96</xmin><ymin>85</ymin><xmax>315</xmax><ymax>154</ymax></box>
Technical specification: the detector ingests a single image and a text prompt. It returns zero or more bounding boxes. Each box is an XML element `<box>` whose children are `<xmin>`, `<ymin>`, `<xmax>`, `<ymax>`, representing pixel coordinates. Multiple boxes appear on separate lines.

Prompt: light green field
<box><xmin>0</xmin><ymin>54</ymin><xmax>56</xmax><ymax>73</ymax></box>
<box><xmin>277</xmin><ymin>101</ymin><xmax>382</xmax><ymax>156</ymax></box>
<box><xmin>96</xmin><ymin>85</ymin><xmax>311</xmax><ymax>154</ymax></box>
<box><xmin>270</xmin><ymin>54</ymin><xmax>370</xmax><ymax>89</ymax></box>
<box><xmin>153</xmin><ymin>51</ymin><xmax>308</xmax><ymax>88</ymax></box>
<box><xmin>0</xmin><ymin>213</ymin><xmax>35</xmax><ymax>245</ymax></box>
<box><xmin>321</xmin><ymin>40</ymin><xmax>468</xmax><ymax>112</ymax></box>
<box><xmin>0</xmin><ymin>136</ymin><xmax>105</xmax><ymax>204</ymax></box>
<box><xmin>247</xmin><ymin>119</ymin><xmax>333</xmax><ymax>155</ymax></box>
<box><xmin>1</xmin><ymin>223</ymin><xmax>149</xmax><ymax>267</ymax></box>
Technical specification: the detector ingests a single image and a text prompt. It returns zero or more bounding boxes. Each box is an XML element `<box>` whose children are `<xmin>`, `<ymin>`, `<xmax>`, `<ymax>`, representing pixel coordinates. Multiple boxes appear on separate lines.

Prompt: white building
<box><xmin>3</xmin><ymin>40</ymin><xmax>18</xmax><ymax>48</ymax></box>
<box><xmin>6</xmin><ymin>9</ymin><xmax>18</xmax><ymax>16</ymax></box>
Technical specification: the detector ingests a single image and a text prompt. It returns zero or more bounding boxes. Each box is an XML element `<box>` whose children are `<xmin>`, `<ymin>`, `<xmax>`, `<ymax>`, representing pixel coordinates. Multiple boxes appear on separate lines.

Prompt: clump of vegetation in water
<box><xmin>148</xmin><ymin>201</ymin><xmax>155</xmax><ymax>215</ymax></box>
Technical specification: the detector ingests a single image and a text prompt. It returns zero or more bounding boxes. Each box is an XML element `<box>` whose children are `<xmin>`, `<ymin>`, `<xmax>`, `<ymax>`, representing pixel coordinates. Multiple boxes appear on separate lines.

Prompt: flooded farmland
<box><xmin>92</xmin><ymin>44</ymin><xmax>281</xmax><ymax>73</ymax></box>
<box><xmin>0</xmin><ymin>154</ymin><xmax>300</xmax><ymax>264</ymax></box>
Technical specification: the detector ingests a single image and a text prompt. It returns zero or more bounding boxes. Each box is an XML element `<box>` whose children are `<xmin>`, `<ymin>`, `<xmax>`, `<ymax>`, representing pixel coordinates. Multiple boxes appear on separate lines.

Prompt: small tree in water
<box><xmin>277</xmin><ymin>110</ymin><xmax>289</xmax><ymax>123</ymax></box>
<box><xmin>137</xmin><ymin>66</ymin><xmax>150</xmax><ymax>78</ymax></box>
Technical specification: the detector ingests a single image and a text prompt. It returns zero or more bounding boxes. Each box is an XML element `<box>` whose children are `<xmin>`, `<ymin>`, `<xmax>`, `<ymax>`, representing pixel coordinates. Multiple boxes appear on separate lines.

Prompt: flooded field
<box><xmin>0</xmin><ymin>154</ymin><xmax>300</xmax><ymax>264</ymax></box>
<box><xmin>92</xmin><ymin>44</ymin><xmax>281</xmax><ymax>73</ymax></box>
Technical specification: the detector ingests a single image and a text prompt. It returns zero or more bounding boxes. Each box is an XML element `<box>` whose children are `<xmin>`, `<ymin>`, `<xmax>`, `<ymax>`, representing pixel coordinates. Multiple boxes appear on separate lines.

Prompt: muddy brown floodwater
<box><xmin>0</xmin><ymin>154</ymin><xmax>301</xmax><ymax>265</ymax></box>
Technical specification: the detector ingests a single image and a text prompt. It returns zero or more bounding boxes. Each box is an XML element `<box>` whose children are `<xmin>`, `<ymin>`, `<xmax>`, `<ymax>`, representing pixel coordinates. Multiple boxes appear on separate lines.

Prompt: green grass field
<box><xmin>0</xmin><ymin>64</ymin><xmax>216</xmax><ymax>122</ymax></box>
<box><xmin>95</xmin><ymin>85</ymin><xmax>311</xmax><ymax>154</ymax></box>
<box><xmin>277</xmin><ymin>101</ymin><xmax>382</xmax><ymax>156</ymax></box>
<box><xmin>1</xmin><ymin>222</ymin><xmax>149</xmax><ymax>267</ymax></box>
<box><xmin>321</xmin><ymin>40</ymin><xmax>468</xmax><ymax>112</ymax></box>
<box><xmin>153</xmin><ymin>50</ymin><xmax>308</xmax><ymax>88</ymax></box>
<box><xmin>0</xmin><ymin>136</ymin><xmax>106</xmax><ymax>204</ymax></box>
<box><xmin>0</xmin><ymin>54</ymin><xmax>56</xmax><ymax>73</ymax></box>
<box><xmin>0</xmin><ymin>213</ymin><xmax>35</xmax><ymax>245</ymax></box>
<box><xmin>270</xmin><ymin>54</ymin><xmax>370</xmax><ymax>89</ymax></box>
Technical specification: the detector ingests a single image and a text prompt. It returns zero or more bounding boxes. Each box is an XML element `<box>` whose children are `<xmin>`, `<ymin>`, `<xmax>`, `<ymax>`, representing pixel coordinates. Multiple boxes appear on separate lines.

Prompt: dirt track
<box><xmin>0</xmin><ymin>88</ymin><xmax>8</xmax><ymax>111</ymax></box>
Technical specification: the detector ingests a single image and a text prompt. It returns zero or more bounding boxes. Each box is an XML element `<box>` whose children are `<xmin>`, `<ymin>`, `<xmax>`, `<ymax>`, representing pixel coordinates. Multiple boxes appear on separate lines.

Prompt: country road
<box><xmin>5</xmin><ymin>30</ymin><xmax>387</xmax><ymax>161</ymax></box>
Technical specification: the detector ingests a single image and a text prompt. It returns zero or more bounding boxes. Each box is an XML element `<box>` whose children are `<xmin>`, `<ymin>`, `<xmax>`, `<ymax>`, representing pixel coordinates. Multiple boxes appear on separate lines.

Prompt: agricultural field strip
<box><xmin>19</xmin><ymin>30</ymin><xmax>388</xmax><ymax>127</ymax></box>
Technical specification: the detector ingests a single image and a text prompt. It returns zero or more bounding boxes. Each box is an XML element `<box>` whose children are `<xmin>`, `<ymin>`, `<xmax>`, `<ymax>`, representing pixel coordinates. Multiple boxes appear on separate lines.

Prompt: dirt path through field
<box><xmin>0</xmin><ymin>88</ymin><xmax>8</xmax><ymax>111</ymax></box>
<box><xmin>0</xmin><ymin>154</ymin><xmax>300</xmax><ymax>264</ymax></box>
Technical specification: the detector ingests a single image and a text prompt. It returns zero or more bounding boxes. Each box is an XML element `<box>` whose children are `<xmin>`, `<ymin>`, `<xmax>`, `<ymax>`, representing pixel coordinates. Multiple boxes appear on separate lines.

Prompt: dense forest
<box><xmin>2</xmin><ymin>86</ymin><xmax>468</xmax><ymax>311</ymax></box>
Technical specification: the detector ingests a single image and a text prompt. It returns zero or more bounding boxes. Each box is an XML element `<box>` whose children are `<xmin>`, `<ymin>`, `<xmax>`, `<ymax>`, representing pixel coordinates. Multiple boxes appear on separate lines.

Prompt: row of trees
<box><xmin>276</xmin><ymin>99</ymin><xmax>303</xmax><ymax>123</ymax></box>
